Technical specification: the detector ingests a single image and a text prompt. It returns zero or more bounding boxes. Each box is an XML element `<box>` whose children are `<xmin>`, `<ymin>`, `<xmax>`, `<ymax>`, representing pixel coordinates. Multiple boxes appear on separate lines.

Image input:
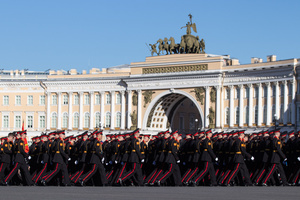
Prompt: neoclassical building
<box><xmin>0</xmin><ymin>53</ymin><xmax>299</xmax><ymax>137</ymax></box>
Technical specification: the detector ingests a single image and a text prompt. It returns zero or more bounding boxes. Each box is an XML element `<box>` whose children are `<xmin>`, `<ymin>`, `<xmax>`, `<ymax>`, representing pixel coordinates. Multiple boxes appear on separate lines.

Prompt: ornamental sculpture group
<box><xmin>148</xmin><ymin>14</ymin><xmax>205</xmax><ymax>56</ymax></box>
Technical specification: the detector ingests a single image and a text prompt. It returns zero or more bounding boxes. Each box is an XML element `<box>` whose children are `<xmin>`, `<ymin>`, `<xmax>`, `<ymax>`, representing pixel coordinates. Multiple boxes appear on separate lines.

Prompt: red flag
<box><xmin>22</xmin><ymin>120</ymin><xmax>24</xmax><ymax>131</ymax></box>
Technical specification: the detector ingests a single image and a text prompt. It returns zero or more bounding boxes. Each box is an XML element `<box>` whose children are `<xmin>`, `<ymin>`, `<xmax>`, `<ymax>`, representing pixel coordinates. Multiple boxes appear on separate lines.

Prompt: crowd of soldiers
<box><xmin>0</xmin><ymin>128</ymin><xmax>299</xmax><ymax>187</ymax></box>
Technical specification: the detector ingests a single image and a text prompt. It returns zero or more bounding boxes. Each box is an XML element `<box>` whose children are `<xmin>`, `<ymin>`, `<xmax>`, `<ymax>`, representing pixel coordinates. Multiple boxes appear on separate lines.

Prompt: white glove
<box><xmin>177</xmin><ymin>160</ymin><xmax>180</xmax><ymax>164</ymax></box>
<box><xmin>101</xmin><ymin>157</ymin><xmax>105</xmax><ymax>163</ymax></box>
<box><xmin>28</xmin><ymin>156</ymin><xmax>31</xmax><ymax>160</ymax></box>
<box><xmin>251</xmin><ymin>156</ymin><xmax>255</xmax><ymax>161</ymax></box>
<box><xmin>75</xmin><ymin>160</ymin><xmax>78</xmax><ymax>165</ymax></box>
<box><xmin>215</xmin><ymin>157</ymin><xmax>218</xmax><ymax>162</ymax></box>
<box><xmin>141</xmin><ymin>159</ymin><xmax>145</xmax><ymax>163</ymax></box>
<box><xmin>284</xmin><ymin>158</ymin><xmax>287</xmax><ymax>162</ymax></box>
<box><xmin>297</xmin><ymin>157</ymin><xmax>300</xmax><ymax>162</ymax></box>
<box><xmin>115</xmin><ymin>160</ymin><xmax>118</xmax><ymax>164</ymax></box>
<box><xmin>41</xmin><ymin>160</ymin><xmax>44</xmax><ymax>164</ymax></box>
<box><xmin>68</xmin><ymin>158</ymin><xmax>71</xmax><ymax>161</ymax></box>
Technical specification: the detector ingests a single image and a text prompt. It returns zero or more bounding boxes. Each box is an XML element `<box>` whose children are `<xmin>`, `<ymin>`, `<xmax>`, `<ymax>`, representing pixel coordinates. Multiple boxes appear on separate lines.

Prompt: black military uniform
<box><xmin>42</xmin><ymin>133</ymin><xmax>70</xmax><ymax>186</ymax></box>
<box><xmin>191</xmin><ymin>135</ymin><xmax>217</xmax><ymax>186</ymax></box>
<box><xmin>3</xmin><ymin>135</ymin><xmax>33</xmax><ymax>186</ymax></box>
<box><xmin>119</xmin><ymin>132</ymin><xmax>144</xmax><ymax>186</ymax></box>
<box><xmin>0</xmin><ymin>138</ymin><xmax>13</xmax><ymax>181</ymax></box>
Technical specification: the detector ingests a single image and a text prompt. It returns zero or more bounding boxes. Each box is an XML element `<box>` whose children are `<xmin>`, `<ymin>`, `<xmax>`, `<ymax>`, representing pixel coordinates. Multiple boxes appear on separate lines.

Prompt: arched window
<box><xmin>235</xmin><ymin>107</ymin><xmax>239</xmax><ymax>125</ymax></box>
<box><xmin>116</xmin><ymin>112</ymin><xmax>121</xmax><ymax>127</ymax></box>
<box><xmin>105</xmin><ymin>112</ymin><xmax>111</xmax><ymax>128</ymax></box>
<box><xmin>62</xmin><ymin>113</ymin><xmax>68</xmax><ymax>128</ymax></box>
<box><xmin>225</xmin><ymin>107</ymin><xmax>229</xmax><ymax>125</ymax></box>
<box><xmin>84</xmin><ymin>113</ymin><xmax>90</xmax><ymax>128</ymax></box>
<box><xmin>73</xmin><ymin>113</ymin><xmax>79</xmax><ymax>128</ymax></box>
<box><xmin>95</xmin><ymin>112</ymin><xmax>101</xmax><ymax>127</ymax></box>
<box><xmin>51</xmin><ymin>113</ymin><xmax>57</xmax><ymax>128</ymax></box>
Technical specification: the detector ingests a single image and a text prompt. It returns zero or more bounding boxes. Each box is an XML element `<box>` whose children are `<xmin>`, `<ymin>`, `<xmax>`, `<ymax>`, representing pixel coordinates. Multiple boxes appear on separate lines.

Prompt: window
<box><xmin>63</xmin><ymin>95</ymin><xmax>68</xmax><ymax>105</ymax></box>
<box><xmin>272</xmin><ymin>85</ymin><xmax>276</xmax><ymax>97</ymax></box>
<box><xmin>189</xmin><ymin>114</ymin><xmax>195</xmax><ymax>130</ymax></box>
<box><xmin>235</xmin><ymin>88</ymin><xmax>240</xmax><ymax>99</ymax></box>
<box><xmin>3</xmin><ymin>115</ymin><xmax>9</xmax><ymax>128</ymax></box>
<box><xmin>179</xmin><ymin>113</ymin><xmax>184</xmax><ymax>130</ymax></box>
<box><xmin>280</xmin><ymin>84</ymin><xmax>284</xmax><ymax>96</ymax></box>
<box><xmin>62</xmin><ymin>113</ymin><xmax>68</xmax><ymax>128</ymax></box>
<box><xmin>106</xmin><ymin>94</ymin><xmax>111</xmax><ymax>104</ymax></box>
<box><xmin>84</xmin><ymin>94</ymin><xmax>90</xmax><ymax>105</ymax></box>
<box><xmin>263</xmin><ymin>106</ymin><xmax>267</xmax><ymax>124</ymax></box>
<box><xmin>27</xmin><ymin>95</ymin><xmax>33</xmax><ymax>105</ymax></box>
<box><xmin>245</xmin><ymin>87</ymin><xmax>249</xmax><ymax>99</ymax></box>
<box><xmin>27</xmin><ymin>116</ymin><xmax>33</xmax><ymax>128</ymax></box>
<box><xmin>74</xmin><ymin>94</ymin><xmax>79</xmax><ymax>105</ymax></box>
<box><xmin>289</xmin><ymin>83</ymin><xmax>292</xmax><ymax>96</ymax></box>
<box><xmin>15</xmin><ymin>116</ymin><xmax>21</xmax><ymax>129</ymax></box>
<box><xmin>84</xmin><ymin>113</ymin><xmax>90</xmax><ymax>128</ymax></box>
<box><xmin>73</xmin><ymin>113</ymin><xmax>79</xmax><ymax>128</ymax></box>
<box><xmin>52</xmin><ymin>95</ymin><xmax>57</xmax><ymax>105</ymax></box>
<box><xmin>254</xmin><ymin>87</ymin><xmax>258</xmax><ymax>98</ymax></box>
<box><xmin>39</xmin><ymin>116</ymin><xmax>45</xmax><ymax>128</ymax></box>
<box><xmin>244</xmin><ymin>106</ymin><xmax>249</xmax><ymax>125</ymax></box>
<box><xmin>105</xmin><ymin>112</ymin><xmax>111</xmax><ymax>128</ymax></box>
<box><xmin>95</xmin><ymin>112</ymin><xmax>101</xmax><ymax>127</ymax></box>
<box><xmin>272</xmin><ymin>105</ymin><xmax>275</xmax><ymax>120</ymax></box>
<box><xmin>288</xmin><ymin>104</ymin><xmax>292</xmax><ymax>122</ymax></box>
<box><xmin>40</xmin><ymin>95</ymin><xmax>45</xmax><ymax>105</ymax></box>
<box><xmin>280</xmin><ymin>104</ymin><xmax>284</xmax><ymax>123</ymax></box>
<box><xmin>51</xmin><ymin>113</ymin><xmax>57</xmax><ymax>128</ymax></box>
<box><xmin>95</xmin><ymin>94</ymin><xmax>100</xmax><ymax>104</ymax></box>
<box><xmin>225</xmin><ymin>88</ymin><xmax>230</xmax><ymax>100</ymax></box>
<box><xmin>297</xmin><ymin>82</ymin><xmax>300</xmax><ymax>94</ymax></box>
<box><xmin>15</xmin><ymin>95</ymin><xmax>21</xmax><ymax>105</ymax></box>
<box><xmin>235</xmin><ymin>107</ymin><xmax>239</xmax><ymax>125</ymax></box>
<box><xmin>116</xmin><ymin>93</ymin><xmax>121</xmax><ymax>104</ymax></box>
<box><xmin>3</xmin><ymin>95</ymin><xmax>9</xmax><ymax>105</ymax></box>
<box><xmin>254</xmin><ymin>106</ymin><xmax>258</xmax><ymax>125</ymax></box>
<box><xmin>116</xmin><ymin>112</ymin><xmax>121</xmax><ymax>127</ymax></box>
<box><xmin>225</xmin><ymin>107</ymin><xmax>229</xmax><ymax>125</ymax></box>
<box><xmin>263</xmin><ymin>86</ymin><xmax>267</xmax><ymax>98</ymax></box>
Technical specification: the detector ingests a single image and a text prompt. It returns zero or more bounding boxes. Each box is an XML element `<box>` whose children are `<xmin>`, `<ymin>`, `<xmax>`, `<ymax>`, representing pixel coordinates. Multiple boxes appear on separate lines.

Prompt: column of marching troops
<box><xmin>0</xmin><ymin>128</ymin><xmax>299</xmax><ymax>186</ymax></box>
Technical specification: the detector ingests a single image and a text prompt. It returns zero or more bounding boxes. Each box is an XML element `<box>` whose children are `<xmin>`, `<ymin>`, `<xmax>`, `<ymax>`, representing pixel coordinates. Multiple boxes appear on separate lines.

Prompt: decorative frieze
<box><xmin>142</xmin><ymin>64</ymin><xmax>208</xmax><ymax>74</ymax></box>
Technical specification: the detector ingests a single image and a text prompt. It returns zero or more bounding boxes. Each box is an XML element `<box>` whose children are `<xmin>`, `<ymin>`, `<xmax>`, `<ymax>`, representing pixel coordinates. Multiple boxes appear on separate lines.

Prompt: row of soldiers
<box><xmin>0</xmin><ymin>128</ymin><xmax>299</xmax><ymax>186</ymax></box>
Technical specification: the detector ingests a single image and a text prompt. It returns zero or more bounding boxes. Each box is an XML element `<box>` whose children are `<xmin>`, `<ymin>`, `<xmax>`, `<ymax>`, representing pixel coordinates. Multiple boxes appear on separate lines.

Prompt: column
<box><xmin>46</xmin><ymin>92</ymin><xmax>51</xmax><ymax>131</ymax></box>
<box><xmin>120</xmin><ymin>91</ymin><xmax>126</xmax><ymax>130</ymax></box>
<box><xmin>89</xmin><ymin>91</ymin><xmax>94</xmax><ymax>130</ymax></box>
<box><xmin>100</xmin><ymin>91</ymin><xmax>105</xmax><ymax>129</ymax></box>
<box><xmin>248</xmin><ymin>84</ymin><xmax>253</xmax><ymax>127</ymax></box>
<box><xmin>266</xmin><ymin>83</ymin><xmax>272</xmax><ymax>126</ymax></box>
<box><xmin>127</xmin><ymin>90</ymin><xmax>132</xmax><ymax>129</ymax></box>
<box><xmin>291</xmin><ymin>79</ymin><xmax>296</xmax><ymax>125</ymax></box>
<box><xmin>238</xmin><ymin>85</ymin><xmax>244</xmax><ymax>127</ymax></box>
<box><xmin>137</xmin><ymin>90</ymin><xmax>142</xmax><ymax>129</ymax></box>
<box><xmin>204</xmin><ymin>86</ymin><xmax>210</xmax><ymax>128</ymax></box>
<box><xmin>229</xmin><ymin>85</ymin><xmax>234</xmax><ymax>127</ymax></box>
<box><xmin>215</xmin><ymin>86</ymin><xmax>221</xmax><ymax>128</ymax></box>
<box><xmin>68</xmin><ymin>92</ymin><xmax>73</xmax><ymax>130</ymax></box>
<box><xmin>283</xmin><ymin>80</ymin><xmax>288</xmax><ymax>125</ymax></box>
<box><xmin>57</xmin><ymin>92</ymin><xmax>62</xmax><ymax>130</ymax></box>
<box><xmin>275</xmin><ymin>81</ymin><xmax>280</xmax><ymax>119</ymax></box>
<box><xmin>79</xmin><ymin>92</ymin><xmax>83</xmax><ymax>130</ymax></box>
<box><xmin>110</xmin><ymin>91</ymin><xmax>115</xmax><ymax>130</ymax></box>
<box><xmin>257</xmin><ymin>83</ymin><xmax>262</xmax><ymax>126</ymax></box>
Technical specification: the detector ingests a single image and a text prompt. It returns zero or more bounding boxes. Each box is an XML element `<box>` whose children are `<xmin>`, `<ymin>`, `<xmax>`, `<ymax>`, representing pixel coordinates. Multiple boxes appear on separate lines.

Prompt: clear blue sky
<box><xmin>0</xmin><ymin>0</ymin><xmax>299</xmax><ymax>71</ymax></box>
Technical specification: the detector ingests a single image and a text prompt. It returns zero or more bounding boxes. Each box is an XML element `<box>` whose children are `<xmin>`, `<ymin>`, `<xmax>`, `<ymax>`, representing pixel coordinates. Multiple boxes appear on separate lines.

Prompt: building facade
<box><xmin>0</xmin><ymin>53</ymin><xmax>299</xmax><ymax>137</ymax></box>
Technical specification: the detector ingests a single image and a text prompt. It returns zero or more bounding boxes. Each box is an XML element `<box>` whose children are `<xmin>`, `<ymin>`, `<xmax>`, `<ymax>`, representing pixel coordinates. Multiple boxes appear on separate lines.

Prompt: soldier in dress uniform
<box><xmin>2</xmin><ymin>131</ymin><xmax>33</xmax><ymax>186</ymax></box>
<box><xmin>41</xmin><ymin>131</ymin><xmax>70</xmax><ymax>186</ymax></box>
<box><xmin>0</xmin><ymin>133</ymin><xmax>14</xmax><ymax>182</ymax></box>
<box><xmin>119</xmin><ymin>129</ymin><xmax>144</xmax><ymax>186</ymax></box>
